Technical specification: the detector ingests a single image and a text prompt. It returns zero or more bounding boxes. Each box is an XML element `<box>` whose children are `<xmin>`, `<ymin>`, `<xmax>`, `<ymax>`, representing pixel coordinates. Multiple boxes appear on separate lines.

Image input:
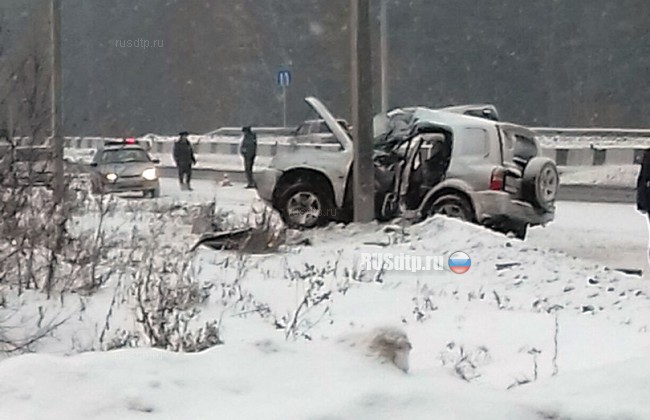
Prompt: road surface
<box><xmin>528</xmin><ymin>201</ymin><xmax>648</xmax><ymax>275</ymax></box>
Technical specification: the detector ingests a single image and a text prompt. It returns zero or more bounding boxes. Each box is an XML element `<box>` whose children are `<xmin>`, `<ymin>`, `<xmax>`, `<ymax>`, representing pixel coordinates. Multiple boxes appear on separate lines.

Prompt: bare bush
<box><xmin>440</xmin><ymin>342</ymin><xmax>491</xmax><ymax>382</ymax></box>
<box><xmin>507</xmin><ymin>347</ymin><xmax>542</xmax><ymax>390</ymax></box>
<box><xmin>0</xmin><ymin>305</ymin><xmax>67</xmax><ymax>355</ymax></box>
<box><xmin>282</xmin><ymin>262</ymin><xmax>339</xmax><ymax>340</ymax></box>
<box><xmin>338</xmin><ymin>327</ymin><xmax>413</xmax><ymax>373</ymax></box>
<box><xmin>127</xmin><ymin>222</ymin><xmax>223</xmax><ymax>353</ymax></box>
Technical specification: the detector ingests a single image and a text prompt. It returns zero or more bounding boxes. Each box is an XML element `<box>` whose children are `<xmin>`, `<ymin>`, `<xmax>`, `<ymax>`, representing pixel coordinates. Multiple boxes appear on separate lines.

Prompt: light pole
<box><xmin>51</xmin><ymin>0</ymin><xmax>64</xmax><ymax>203</ymax></box>
<box><xmin>350</xmin><ymin>0</ymin><xmax>375</xmax><ymax>223</ymax></box>
<box><xmin>379</xmin><ymin>0</ymin><xmax>389</xmax><ymax>113</ymax></box>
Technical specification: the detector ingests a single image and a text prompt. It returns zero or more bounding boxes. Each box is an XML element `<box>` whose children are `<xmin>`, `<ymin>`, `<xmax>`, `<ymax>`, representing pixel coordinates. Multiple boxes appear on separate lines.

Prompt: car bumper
<box><xmin>255</xmin><ymin>169</ymin><xmax>282</xmax><ymax>203</ymax></box>
<box><xmin>473</xmin><ymin>191</ymin><xmax>554</xmax><ymax>226</ymax></box>
<box><xmin>102</xmin><ymin>178</ymin><xmax>159</xmax><ymax>193</ymax></box>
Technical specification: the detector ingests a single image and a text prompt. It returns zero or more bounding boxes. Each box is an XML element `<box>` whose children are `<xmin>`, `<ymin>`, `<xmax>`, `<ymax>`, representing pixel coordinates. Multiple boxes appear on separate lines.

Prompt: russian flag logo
<box><xmin>448</xmin><ymin>251</ymin><xmax>471</xmax><ymax>274</ymax></box>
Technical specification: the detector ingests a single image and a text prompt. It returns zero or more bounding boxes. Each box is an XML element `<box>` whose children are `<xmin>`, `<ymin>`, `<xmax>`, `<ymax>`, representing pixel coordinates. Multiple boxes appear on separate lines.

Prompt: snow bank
<box><xmin>0</xmin><ymin>341</ymin><xmax>532</xmax><ymax>420</ymax></box>
<box><xmin>2</xmin><ymin>203</ymin><xmax>650</xmax><ymax>419</ymax></box>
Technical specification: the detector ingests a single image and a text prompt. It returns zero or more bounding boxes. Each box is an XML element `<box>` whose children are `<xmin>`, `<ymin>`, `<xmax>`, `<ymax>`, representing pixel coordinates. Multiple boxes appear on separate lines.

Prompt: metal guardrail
<box><xmin>532</xmin><ymin>127</ymin><xmax>650</xmax><ymax>137</ymax></box>
<box><xmin>204</xmin><ymin>127</ymin><xmax>295</xmax><ymax>137</ymax></box>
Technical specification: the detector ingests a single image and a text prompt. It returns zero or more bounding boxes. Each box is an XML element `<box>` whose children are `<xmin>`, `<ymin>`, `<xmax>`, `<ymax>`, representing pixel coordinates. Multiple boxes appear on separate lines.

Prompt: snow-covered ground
<box><xmin>104</xmin><ymin>178</ymin><xmax>650</xmax><ymax>275</ymax></box>
<box><xmin>1</xmin><ymin>184</ymin><xmax>649</xmax><ymax>419</ymax></box>
<box><xmin>160</xmin><ymin>180</ymin><xmax>650</xmax><ymax>275</ymax></box>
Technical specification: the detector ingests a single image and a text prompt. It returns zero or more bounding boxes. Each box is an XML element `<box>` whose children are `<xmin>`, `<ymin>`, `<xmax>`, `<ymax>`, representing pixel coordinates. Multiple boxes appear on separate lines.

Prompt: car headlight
<box><xmin>142</xmin><ymin>168</ymin><xmax>158</xmax><ymax>181</ymax></box>
<box><xmin>105</xmin><ymin>173</ymin><xmax>118</xmax><ymax>182</ymax></box>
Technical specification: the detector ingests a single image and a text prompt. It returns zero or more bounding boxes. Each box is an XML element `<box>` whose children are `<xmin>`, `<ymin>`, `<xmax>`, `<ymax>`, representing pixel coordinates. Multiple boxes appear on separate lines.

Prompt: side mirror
<box><xmin>152</xmin><ymin>158</ymin><xmax>160</xmax><ymax>164</ymax></box>
<box><xmin>89</xmin><ymin>162</ymin><xmax>98</xmax><ymax>167</ymax></box>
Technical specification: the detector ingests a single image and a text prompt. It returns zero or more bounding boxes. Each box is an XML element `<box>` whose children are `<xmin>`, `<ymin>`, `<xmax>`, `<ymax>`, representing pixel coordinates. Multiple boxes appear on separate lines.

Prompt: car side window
<box><xmin>513</xmin><ymin>134</ymin><xmax>539</xmax><ymax>160</ymax></box>
<box><xmin>458</xmin><ymin>128</ymin><xmax>489</xmax><ymax>156</ymax></box>
<box><xmin>296</xmin><ymin>124</ymin><xmax>309</xmax><ymax>136</ymax></box>
<box><xmin>318</xmin><ymin>121</ymin><xmax>330</xmax><ymax>134</ymax></box>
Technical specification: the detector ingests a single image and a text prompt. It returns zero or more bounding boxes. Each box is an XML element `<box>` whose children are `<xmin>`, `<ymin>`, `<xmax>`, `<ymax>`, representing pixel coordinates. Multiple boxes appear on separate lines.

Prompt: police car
<box><xmin>89</xmin><ymin>138</ymin><xmax>160</xmax><ymax>197</ymax></box>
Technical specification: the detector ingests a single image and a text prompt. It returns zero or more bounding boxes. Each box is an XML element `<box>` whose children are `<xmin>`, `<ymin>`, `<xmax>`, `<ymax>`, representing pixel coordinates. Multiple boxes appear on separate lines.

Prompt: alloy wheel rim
<box><xmin>287</xmin><ymin>192</ymin><xmax>321</xmax><ymax>227</ymax></box>
<box><xmin>539</xmin><ymin>166</ymin><xmax>558</xmax><ymax>202</ymax></box>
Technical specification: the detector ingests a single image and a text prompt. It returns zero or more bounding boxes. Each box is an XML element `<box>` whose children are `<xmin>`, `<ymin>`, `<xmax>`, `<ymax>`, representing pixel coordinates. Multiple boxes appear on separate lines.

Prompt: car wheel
<box><xmin>494</xmin><ymin>222</ymin><xmax>527</xmax><ymax>240</ymax></box>
<box><xmin>278</xmin><ymin>182</ymin><xmax>333</xmax><ymax>229</ymax></box>
<box><xmin>522</xmin><ymin>157</ymin><xmax>558</xmax><ymax>211</ymax></box>
<box><xmin>512</xmin><ymin>223</ymin><xmax>528</xmax><ymax>240</ymax></box>
<box><xmin>144</xmin><ymin>188</ymin><xmax>160</xmax><ymax>199</ymax></box>
<box><xmin>429</xmin><ymin>194</ymin><xmax>474</xmax><ymax>222</ymax></box>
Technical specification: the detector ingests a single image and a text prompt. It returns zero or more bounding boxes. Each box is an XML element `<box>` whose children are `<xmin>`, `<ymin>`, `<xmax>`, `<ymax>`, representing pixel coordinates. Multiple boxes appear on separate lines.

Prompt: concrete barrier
<box><xmin>57</xmin><ymin>130</ymin><xmax>649</xmax><ymax>168</ymax></box>
<box><xmin>566</xmin><ymin>148</ymin><xmax>595</xmax><ymax>166</ymax></box>
<box><xmin>541</xmin><ymin>148</ymin><xmax>557</xmax><ymax>161</ymax></box>
<box><xmin>604</xmin><ymin>148</ymin><xmax>635</xmax><ymax>165</ymax></box>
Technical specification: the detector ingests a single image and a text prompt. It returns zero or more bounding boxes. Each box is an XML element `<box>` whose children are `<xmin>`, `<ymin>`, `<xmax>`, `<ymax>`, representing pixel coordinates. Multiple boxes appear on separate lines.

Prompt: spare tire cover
<box><xmin>522</xmin><ymin>157</ymin><xmax>559</xmax><ymax>211</ymax></box>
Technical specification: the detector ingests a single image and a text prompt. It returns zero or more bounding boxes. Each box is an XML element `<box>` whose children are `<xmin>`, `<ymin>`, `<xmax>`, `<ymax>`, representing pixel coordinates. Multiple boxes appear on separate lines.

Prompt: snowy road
<box><xmin>151</xmin><ymin>178</ymin><xmax>650</xmax><ymax>276</ymax></box>
<box><xmin>528</xmin><ymin>201</ymin><xmax>649</xmax><ymax>275</ymax></box>
<box><xmin>155</xmin><ymin>177</ymin><xmax>258</xmax><ymax>213</ymax></box>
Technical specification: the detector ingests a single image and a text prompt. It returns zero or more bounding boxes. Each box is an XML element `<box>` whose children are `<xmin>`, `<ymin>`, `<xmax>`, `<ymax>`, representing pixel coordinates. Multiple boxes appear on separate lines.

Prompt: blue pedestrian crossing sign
<box><xmin>277</xmin><ymin>69</ymin><xmax>291</xmax><ymax>87</ymax></box>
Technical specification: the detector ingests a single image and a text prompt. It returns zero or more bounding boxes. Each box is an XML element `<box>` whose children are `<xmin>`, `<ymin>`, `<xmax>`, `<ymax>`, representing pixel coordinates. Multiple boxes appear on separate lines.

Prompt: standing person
<box><xmin>636</xmin><ymin>148</ymin><xmax>650</xmax><ymax>266</ymax></box>
<box><xmin>240</xmin><ymin>126</ymin><xmax>257</xmax><ymax>188</ymax></box>
<box><xmin>173</xmin><ymin>131</ymin><xmax>196</xmax><ymax>191</ymax></box>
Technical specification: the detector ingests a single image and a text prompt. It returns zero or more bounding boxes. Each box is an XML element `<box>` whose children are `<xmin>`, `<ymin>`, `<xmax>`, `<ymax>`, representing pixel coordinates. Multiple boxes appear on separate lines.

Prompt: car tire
<box><xmin>429</xmin><ymin>194</ymin><xmax>474</xmax><ymax>222</ymax></box>
<box><xmin>277</xmin><ymin>182</ymin><xmax>333</xmax><ymax>229</ymax></box>
<box><xmin>145</xmin><ymin>188</ymin><xmax>160</xmax><ymax>199</ymax></box>
<box><xmin>522</xmin><ymin>157</ymin><xmax>558</xmax><ymax>211</ymax></box>
<box><xmin>494</xmin><ymin>222</ymin><xmax>527</xmax><ymax>240</ymax></box>
<box><xmin>513</xmin><ymin>223</ymin><xmax>528</xmax><ymax>240</ymax></box>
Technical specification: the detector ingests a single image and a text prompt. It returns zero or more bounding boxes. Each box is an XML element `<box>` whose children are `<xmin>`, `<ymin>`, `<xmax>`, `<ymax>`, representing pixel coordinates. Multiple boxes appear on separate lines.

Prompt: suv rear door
<box><xmin>446</xmin><ymin>126</ymin><xmax>500</xmax><ymax>191</ymax></box>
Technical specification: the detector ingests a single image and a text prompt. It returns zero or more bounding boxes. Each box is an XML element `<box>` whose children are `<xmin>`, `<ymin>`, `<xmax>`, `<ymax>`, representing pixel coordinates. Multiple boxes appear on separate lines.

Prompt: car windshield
<box><xmin>99</xmin><ymin>149</ymin><xmax>150</xmax><ymax>164</ymax></box>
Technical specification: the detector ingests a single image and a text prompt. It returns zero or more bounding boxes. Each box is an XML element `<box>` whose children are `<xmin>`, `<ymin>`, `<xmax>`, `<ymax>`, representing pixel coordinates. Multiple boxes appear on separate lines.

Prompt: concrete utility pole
<box><xmin>379</xmin><ymin>0</ymin><xmax>389</xmax><ymax>113</ymax></box>
<box><xmin>350</xmin><ymin>0</ymin><xmax>375</xmax><ymax>223</ymax></box>
<box><xmin>51</xmin><ymin>0</ymin><xmax>64</xmax><ymax>203</ymax></box>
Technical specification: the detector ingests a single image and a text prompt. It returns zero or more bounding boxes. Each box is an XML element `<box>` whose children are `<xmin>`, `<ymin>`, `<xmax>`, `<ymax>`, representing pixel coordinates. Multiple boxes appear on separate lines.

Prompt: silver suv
<box><xmin>256</xmin><ymin>97</ymin><xmax>558</xmax><ymax>239</ymax></box>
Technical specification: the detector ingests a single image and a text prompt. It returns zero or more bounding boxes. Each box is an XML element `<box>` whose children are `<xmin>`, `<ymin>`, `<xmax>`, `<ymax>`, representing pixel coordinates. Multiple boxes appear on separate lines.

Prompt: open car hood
<box><xmin>304</xmin><ymin>97</ymin><xmax>353</xmax><ymax>150</ymax></box>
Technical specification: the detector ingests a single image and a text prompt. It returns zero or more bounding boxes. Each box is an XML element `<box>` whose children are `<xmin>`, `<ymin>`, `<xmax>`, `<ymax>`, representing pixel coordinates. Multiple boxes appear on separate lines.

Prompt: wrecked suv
<box><xmin>256</xmin><ymin>97</ymin><xmax>558</xmax><ymax>239</ymax></box>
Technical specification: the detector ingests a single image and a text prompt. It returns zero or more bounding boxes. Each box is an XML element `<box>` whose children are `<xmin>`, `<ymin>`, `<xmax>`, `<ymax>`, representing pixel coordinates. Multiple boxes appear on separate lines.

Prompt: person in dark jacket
<box><xmin>636</xmin><ymin>148</ymin><xmax>650</xmax><ymax>215</ymax></box>
<box><xmin>637</xmin><ymin>148</ymin><xmax>650</xmax><ymax>267</ymax></box>
<box><xmin>240</xmin><ymin>126</ymin><xmax>257</xmax><ymax>188</ymax></box>
<box><xmin>173</xmin><ymin>131</ymin><xmax>196</xmax><ymax>190</ymax></box>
